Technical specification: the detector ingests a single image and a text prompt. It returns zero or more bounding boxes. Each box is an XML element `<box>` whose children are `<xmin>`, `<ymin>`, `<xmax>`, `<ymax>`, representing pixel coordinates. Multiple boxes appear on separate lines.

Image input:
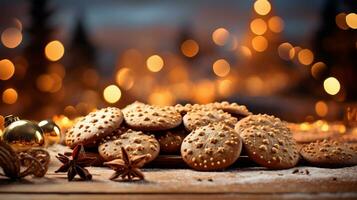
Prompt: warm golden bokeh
<box><xmin>116</xmin><ymin>67</ymin><xmax>134</xmax><ymax>90</ymax></box>
<box><xmin>181</xmin><ymin>39</ymin><xmax>199</xmax><ymax>57</ymax></box>
<box><xmin>239</xmin><ymin>46</ymin><xmax>252</xmax><ymax>59</ymax></box>
<box><xmin>2</xmin><ymin>88</ymin><xmax>18</xmax><ymax>104</ymax></box>
<box><xmin>45</xmin><ymin>40</ymin><xmax>65</xmax><ymax>61</ymax></box>
<box><xmin>146</xmin><ymin>55</ymin><xmax>164</xmax><ymax>72</ymax></box>
<box><xmin>278</xmin><ymin>42</ymin><xmax>293</xmax><ymax>61</ymax></box>
<box><xmin>148</xmin><ymin>89</ymin><xmax>175</xmax><ymax>106</ymax></box>
<box><xmin>193</xmin><ymin>80</ymin><xmax>215</xmax><ymax>104</ymax></box>
<box><xmin>323</xmin><ymin>77</ymin><xmax>340</xmax><ymax>95</ymax></box>
<box><xmin>250</xmin><ymin>18</ymin><xmax>267</xmax><ymax>35</ymax></box>
<box><xmin>268</xmin><ymin>16</ymin><xmax>284</xmax><ymax>33</ymax></box>
<box><xmin>217</xmin><ymin>79</ymin><xmax>234</xmax><ymax>97</ymax></box>
<box><xmin>36</xmin><ymin>74</ymin><xmax>54</xmax><ymax>92</ymax></box>
<box><xmin>254</xmin><ymin>0</ymin><xmax>271</xmax><ymax>16</ymax></box>
<box><xmin>251</xmin><ymin>35</ymin><xmax>268</xmax><ymax>52</ymax></box>
<box><xmin>103</xmin><ymin>85</ymin><xmax>122</xmax><ymax>104</ymax></box>
<box><xmin>315</xmin><ymin>100</ymin><xmax>328</xmax><ymax>117</ymax></box>
<box><xmin>311</xmin><ymin>62</ymin><xmax>326</xmax><ymax>79</ymax></box>
<box><xmin>1</xmin><ymin>27</ymin><xmax>22</xmax><ymax>48</ymax></box>
<box><xmin>0</xmin><ymin>59</ymin><xmax>15</xmax><ymax>80</ymax></box>
<box><xmin>335</xmin><ymin>13</ymin><xmax>349</xmax><ymax>30</ymax></box>
<box><xmin>298</xmin><ymin>49</ymin><xmax>314</xmax><ymax>65</ymax></box>
<box><xmin>212</xmin><ymin>59</ymin><xmax>231</xmax><ymax>77</ymax></box>
<box><xmin>212</xmin><ymin>28</ymin><xmax>230</xmax><ymax>46</ymax></box>
<box><xmin>346</xmin><ymin>13</ymin><xmax>357</xmax><ymax>29</ymax></box>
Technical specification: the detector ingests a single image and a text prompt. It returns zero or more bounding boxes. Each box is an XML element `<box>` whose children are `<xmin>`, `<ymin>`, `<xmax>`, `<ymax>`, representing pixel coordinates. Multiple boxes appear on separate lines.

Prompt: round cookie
<box><xmin>123</xmin><ymin>103</ymin><xmax>182</xmax><ymax>131</ymax></box>
<box><xmin>183</xmin><ymin>107</ymin><xmax>237</xmax><ymax>131</ymax></box>
<box><xmin>207</xmin><ymin>101</ymin><xmax>252</xmax><ymax>118</ymax></box>
<box><xmin>65</xmin><ymin>107</ymin><xmax>123</xmax><ymax>148</ymax></box>
<box><xmin>155</xmin><ymin>126</ymin><xmax>188</xmax><ymax>154</ymax></box>
<box><xmin>235</xmin><ymin>114</ymin><xmax>299</xmax><ymax>169</ymax></box>
<box><xmin>98</xmin><ymin>129</ymin><xmax>160</xmax><ymax>165</ymax></box>
<box><xmin>300</xmin><ymin>139</ymin><xmax>357</xmax><ymax>167</ymax></box>
<box><xmin>181</xmin><ymin>122</ymin><xmax>242</xmax><ymax>171</ymax></box>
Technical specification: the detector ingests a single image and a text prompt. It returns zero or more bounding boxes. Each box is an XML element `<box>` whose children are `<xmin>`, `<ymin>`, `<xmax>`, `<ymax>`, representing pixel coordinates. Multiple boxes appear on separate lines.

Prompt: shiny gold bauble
<box><xmin>38</xmin><ymin>119</ymin><xmax>61</xmax><ymax>146</ymax></box>
<box><xmin>2</xmin><ymin>115</ymin><xmax>45</xmax><ymax>152</ymax></box>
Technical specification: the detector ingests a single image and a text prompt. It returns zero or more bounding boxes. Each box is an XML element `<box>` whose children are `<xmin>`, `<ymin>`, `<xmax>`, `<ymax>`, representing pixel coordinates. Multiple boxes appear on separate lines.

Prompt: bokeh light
<box><xmin>251</xmin><ymin>35</ymin><xmax>268</xmax><ymax>52</ymax></box>
<box><xmin>212</xmin><ymin>28</ymin><xmax>230</xmax><ymax>46</ymax></box>
<box><xmin>193</xmin><ymin>80</ymin><xmax>215</xmax><ymax>104</ymax></box>
<box><xmin>45</xmin><ymin>40</ymin><xmax>65</xmax><ymax>61</ymax></box>
<box><xmin>2</xmin><ymin>88</ymin><xmax>18</xmax><ymax>104</ymax></box>
<box><xmin>36</xmin><ymin>73</ymin><xmax>62</xmax><ymax>93</ymax></box>
<box><xmin>1</xmin><ymin>28</ymin><xmax>22</xmax><ymax>48</ymax></box>
<box><xmin>346</xmin><ymin>13</ymin><xmax>357</xmax><ymax>29</ymax></box>
<box><xmin>147</xmin><ymin>55</ymin><xmax>164</xmax><ymax>72</ymax></box>
<box><xmin>335</xmin><ymin>13</ymin><xmax>349</xmax><ymax>30</ymax></box>
<box><xmin>239</xmin><ymin>46</ymin><xmax>252</xmax><ymax>59</ymax></box>
<box><xmin>212</xmin><ymin>59</ymin><xmax>231</xmax><ymax>77</ymax></box>
<box><xmin>250</xmin><ymin>18</ymin><xmax>267</xmax><ymax>35</ymax></box>
<box><xmin>217</xmin><ymin>79</ymin><xmax>234</xmax><ymax>97</ymax></box>
<box><xmin>103</xmin><ymin>85</ymin><xmax>122</xmax><ymax>104</ymax></box>
<box><xmin>0</xmin><ymin>59</ymin><xmax>15</xmax><ymax>80</ymax></box>
<box><xmin>278</xmin><ymin>42</ymin><xmax>293</xmax><ymax>61</ymax></box>
<box><xmin>268</xmin><ymin>16</ymin><xmax>284</xmax><ymax>33</ymax></box>
<box><xmin>298</xmin><ymin>49</ymin><xmax>314</xmax><ymax>65</ymax></box>
<box><xmin>148</xmin><ymin>89</ymin><xmax>175</xmax><ymax>106</ymax></box>
<box><xmin>311</xmin><ymin>62</ymin><xmax>326</xmax><ymax>79</ymax></box>
<box><xmin>315</xmin><ymin>101</ymin><xmax>328</xmax><ymax>117</ymax></box>
<box><xmin>323</xmin><ymin>77</ymin><xmax>340</xmax><ymax>95</ymax></box>
<box><xmin>116</xmin><ymin>67</ymin><xmax>135</xmax><ymax>90</ymax></box>
<box><xmin>181</xmin><ymin>39</ymin><xmax>199</xmax><ymax>57</ymax></box>
<box><xmin>254</xmin><ymin>0</ymin><xmax>271</xmax><ymax>16</ymax></box>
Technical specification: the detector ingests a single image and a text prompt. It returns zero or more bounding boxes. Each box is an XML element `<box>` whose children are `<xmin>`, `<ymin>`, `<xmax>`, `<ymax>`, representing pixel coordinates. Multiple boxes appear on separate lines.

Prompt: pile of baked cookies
<box><xmin>65</xmin><ymin>101</ymin><xmax>357</xmax><ymax>170</ymax></box>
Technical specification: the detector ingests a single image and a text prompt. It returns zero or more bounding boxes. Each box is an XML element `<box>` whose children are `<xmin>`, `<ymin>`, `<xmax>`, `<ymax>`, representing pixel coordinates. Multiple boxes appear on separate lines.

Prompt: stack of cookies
<box><xmin>65</xmin><ymin>101</ymin><xmax>357</xmax><ymax>170</ymax></box>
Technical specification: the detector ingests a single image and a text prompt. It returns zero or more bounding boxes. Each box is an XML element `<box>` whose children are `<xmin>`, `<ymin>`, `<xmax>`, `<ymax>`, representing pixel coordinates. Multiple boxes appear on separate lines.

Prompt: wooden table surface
<box><xmin>1</xmin><ymin>145</ymin><xmax>357</xmax><ymax>200</ymax></box>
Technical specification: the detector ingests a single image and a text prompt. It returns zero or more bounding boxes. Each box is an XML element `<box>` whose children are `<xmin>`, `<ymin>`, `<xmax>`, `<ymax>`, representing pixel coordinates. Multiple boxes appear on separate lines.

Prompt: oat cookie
<box><xmin>155</xmin><ymin>126</ymin><xmax>188</xmax><ymax>154</ymax></box>
<box><xmin>123</xmin><ymin>103</ymin><xmax>182</xmax><ymax>131</ymax></box>
<box><xmin>183</xmin><ymin>107</ymin><xmax>237</xmax><ymax>131</ymax></box>
<box><xmin>65</xmin><ymin>107</ymin><xmax>123</xmax><ymax>148</ymax></box>
<box><xmin>207</xmin><ymin>101</ymin><xmax>252</xmax><ymax>118</ymax></box>
<box><xmin>235</xmin><ymin>114</ymin><xmax>299</xmax><ymax>169</ymax></box>
<box><xmin>98</xmin><ymin>129</ymin><xmax>160</xmax><ymax>165</ymax></box>
<box><xmin>300</xmin><ymin>139</ymin><xmax>357</xmax><ymax>167</ymax></box>
<box><xmin>181</xmin><ymin>122</ymin><xmax>242</xmax><ymax>171</ymax></box>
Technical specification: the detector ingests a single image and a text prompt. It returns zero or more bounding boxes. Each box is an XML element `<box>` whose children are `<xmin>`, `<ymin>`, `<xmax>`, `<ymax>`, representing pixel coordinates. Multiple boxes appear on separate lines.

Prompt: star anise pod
<box><xmin>104</xmin><ymin>147</ymin><xmax>146</xmax><ymax>181</ymax></box>
<box><xmin>55</xmin><ymin>144</ymin><xmax>96</xmax><ymax>181</ymax></box>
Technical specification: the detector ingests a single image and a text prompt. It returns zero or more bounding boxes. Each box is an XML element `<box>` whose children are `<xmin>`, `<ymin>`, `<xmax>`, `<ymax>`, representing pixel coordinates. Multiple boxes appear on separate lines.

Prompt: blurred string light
<box><xmin>289</xmin><ymin>46</ymin><xmax>301</xmax><ymax>60</ymax></box>
<box><xmin>1</xmin><ymin>27</ymin><xmax>22</xmax><ymax>48</ymax></box>
<box><xmin>13</xmin><ymin>18</ymin><xmax>23</xmax><ymax>31</ymax></box>
<box><xmin>103</xmin><ymin>85</ymin><xmax>121</xmax><ymax>104</ymax></box>
<box><xmin>323</xmin><ymin>77</ymin><xmax>340</xmax><ymax>95</ymax></box>
<box><xmin>36</xmin><ymin>73</ymin><xmax>62</xmax><ymax>93</ymax></box>
<box><xmin>212</xmin><ymin>59</ymin><xmax>231</xmax><ymax>77</ymax></box>
<box><xmin>116</xmin><ymin>67</ymin><xmax>134</xmax><ymax>90</ymax></box>
<box><xmin>193</xmin><ymin>80</ymin><xmax>215</xmax><ymax>104</ymax></box>
<box><xmin>217</xmin><ymin>79</ymin><xmax>234</xmax><ymax>97</ymax></box>
<box><xmin>181</xmin><ymin>39</ymin><xmax>199</xmax><ymax>57</ymax></box>
<box><xmin>315</xmin><ymin>100</ymin><xmax>328</xmax><ymax>117</ymax></box>
<box><xmin>268</xmin><ymin>16</ymin><xmax>284</xmax><ymax>33</ymax></box>
<box><xmin>297</xmin><ymin>49</ymin><xmax>314</xmax><ymax>65</ymax></box>
<box><xmin>0</xmin><ymin>59</ymin><xmax>15</xmax><ymax>80</ymax></box>
<box><xmin>45</xmin><ymin>40</ymin><xmax>65</xmax><ymax>61</ymax></box>
<box><xmin>335</xmin><ymin>13</ymin><xmax>349</xmax><ymax>30</ymax></box>
<box><xmin>2</xmin><ymin>88</ymin><xmax>18</xmax><ymax>104</ymax></box>
<box><xmin>251</xmin><ymin>35</ymin><xmax>268</xmax><ymax>52</ymax></box>
<box><xmin>277</xmin><ymin>42</ymin><xmax>293</xmax><ymax>61</ymax></box>
<box><xmin>238</xmin><ymin>46</ymin><xmax>252</xmax><ymax>59</ymax></box>
<box><xmin>250</xmin><ymin>18</ymin><xmax>267</xmax><ymax>35</ymax></box>
<box><xmin>346</xmin><ymin>13</ymin><xmax>357</xmax><ymax>29</ymax></box>
<box><xmin>48</xmin><ymin>63</ymin><xmax>66</xmax><ymax>78</ymax></box>
<box><xmin>254</xmin><ymin>0</ymin><xmax>271</xmax><ymax>16</ymax></box>
<box><xmin>146</xmin><ymin>55</ymin><xmax>164</xmax><ymax>72</ymax></box>
<box><xmin>148</xmin><ymin>89</ymin><xmax>175</xmax><ymax>106</ymax></box>
<box><xmin>311</xmin><ymin>62</ymin><xmax>326</xmax><ymax>79</ymax></box>
<box><xmin>212</xmin><ymin>28</ymin><xmax>230</xmax><ymax>46</ymax></box>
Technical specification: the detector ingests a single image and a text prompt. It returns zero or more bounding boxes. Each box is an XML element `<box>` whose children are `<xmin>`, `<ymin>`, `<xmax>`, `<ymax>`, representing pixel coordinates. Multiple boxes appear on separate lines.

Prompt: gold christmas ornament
<box><xmin>38</xmin><ymin>119</ymin><xmax>61</xmax><ymax>146</ymax></box>
<box><xmin>2</xmin><ymin>115</ymin><xmax>45</xmax><ymax>152</ymax></box>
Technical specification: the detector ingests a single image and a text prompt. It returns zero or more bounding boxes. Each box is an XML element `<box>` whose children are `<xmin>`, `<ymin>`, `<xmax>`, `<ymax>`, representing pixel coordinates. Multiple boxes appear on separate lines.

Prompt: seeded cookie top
<box><xmin>183</xmin><ymin>107</ymin><xmax>237</xmax><ymax>131</ymax></box>
<box><xmin>207</xmin><ymin>101</ymin><xmax>252</xmax><ymax>118</ymax></box>
<box><xmin>123</xmin><ymin>103</ymin><xmax>182</xmax><ymax>131</ymax></box>
<box><xmin>300</xmin><ymin>139</ymin><xmax>357</xmax><ymax>167</ymax></box>
<box><xmin>181</xmin><ymin>122</ymin><xmax>242</xmax><ymax>171</ymax></box>
<box><xmin>98</xmin><ymin>129</ymin><xmax>160</xmax><ymax>165</ymax></box>
<box><xmin>65</xmin><ymin>107</ymin><xmax>123</xmax><ymax>148</ymax></box>
<box><xmin>156</xmin><ymin>126</ymin><xmax>188</xmax><ymax>154</ymax></box>
<box><xmin>235</xmin><ymin>114</ymin><xmax>299</xmax><ymax>169</ymax></box>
